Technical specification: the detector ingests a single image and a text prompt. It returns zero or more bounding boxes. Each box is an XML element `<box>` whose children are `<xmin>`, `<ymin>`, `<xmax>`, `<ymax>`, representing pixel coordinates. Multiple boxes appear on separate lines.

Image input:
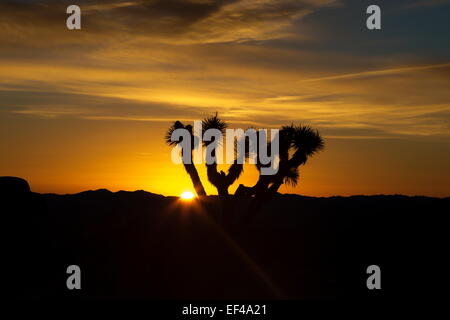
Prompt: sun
<box><xmin>180</xmin><ymin>191</ymin><xmax>195</xmax><ymax>201</ymax></box>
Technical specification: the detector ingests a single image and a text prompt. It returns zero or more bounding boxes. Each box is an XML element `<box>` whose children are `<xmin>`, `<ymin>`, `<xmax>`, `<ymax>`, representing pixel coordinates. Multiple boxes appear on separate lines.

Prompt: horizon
<box><xmin>1</xmin><ymin>0</ymin><xmax>450</xmax><ymax>197</ymax></box>
<box><xmin>29</xmin><ymin>182</ymin><xmax>450</xmax><ymax>199</ymax></box>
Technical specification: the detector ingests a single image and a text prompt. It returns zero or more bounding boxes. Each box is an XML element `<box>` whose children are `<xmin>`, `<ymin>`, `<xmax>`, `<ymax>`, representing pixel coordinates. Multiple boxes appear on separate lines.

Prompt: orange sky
<box><xmin>1</xmin><ymin>0</ymin><xmax>449</xmax><ymax>197</ymax></box>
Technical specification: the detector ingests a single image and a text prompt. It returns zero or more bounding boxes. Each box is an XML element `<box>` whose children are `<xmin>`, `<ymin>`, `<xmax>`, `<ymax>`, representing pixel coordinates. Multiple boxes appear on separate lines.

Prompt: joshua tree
<box><xmin>202</xmin><ymin>113</ymin><xmax>247</xmax><ymax>196</ymax></box>
<box><xmin>267</xmin><ymin>124</ymin><xmax>324</xmax><ymax>193</ymax></box>
<box><xmin>237</xmin><ymin>124</ymin><xmax>324</xmax><ymax>197</ymax></box>
<box><xmin>236</xmin><ymin>124</ymin><xmax>323</xmax><ymax>222</ymax></box>
<box><xmin>165</xmin><ymin>115</ymin><xmax>323</xmax><ymax>202</ymax></box>
<box><xmin>165</xmin><ymin>120</ymin><xmax>207</xmax><ymax>196</ymax></box>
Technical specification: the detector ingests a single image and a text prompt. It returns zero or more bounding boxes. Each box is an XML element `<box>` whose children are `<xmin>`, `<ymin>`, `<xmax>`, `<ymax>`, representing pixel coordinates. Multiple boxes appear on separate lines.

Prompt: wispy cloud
<box><xmin>1</xmin><ymin>1</ymin><xmax>449</xmax><ymax>138</ymax></box>
<box><xmin>0</xmin><ymin>0</ymin><xmax>340</xmax><ymax>46</ymax></box>
<box><xmin>301</xmin><ymin>63</ymin><xmax>450</xmax><ymax>82</ymax></box>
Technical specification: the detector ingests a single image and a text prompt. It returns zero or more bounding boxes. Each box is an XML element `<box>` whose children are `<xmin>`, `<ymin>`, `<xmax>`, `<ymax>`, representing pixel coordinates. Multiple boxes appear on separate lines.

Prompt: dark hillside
<box><xmin>2</xmin><ymin>177</ymin><xmax>448</xmax><ymax>299</ymax></box>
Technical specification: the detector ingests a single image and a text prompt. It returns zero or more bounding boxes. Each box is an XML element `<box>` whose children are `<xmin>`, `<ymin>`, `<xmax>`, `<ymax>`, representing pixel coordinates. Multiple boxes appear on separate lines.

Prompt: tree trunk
<box><xmin>268</xmin><ymin>179</ymin><xmax>283</xmax><ymax>194</ymax></box>
<box><xmin>183</xmin><ymin>163</ymin><xmax>206</xmax><ymax>196</ymax></box>
<box><xmin>217</xmin><ymin>184</ymin><xmax>229</xmax><ymax>197</ymax></box>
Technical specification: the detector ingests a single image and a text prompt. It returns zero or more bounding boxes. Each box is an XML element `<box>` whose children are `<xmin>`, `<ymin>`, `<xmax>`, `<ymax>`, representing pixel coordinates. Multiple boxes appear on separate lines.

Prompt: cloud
<box><xmin>2</xmin><ymin>48</ymin><xmax>450</xmax><ymax>138</ymax></box>
<box><xmin>1</xmin><ymin>0</ymin><xmax>449</xmax><ymax>141</ymax></box>
<box><xmin>0</xmin><ymin>89</ymin><xmax>207</xmax><ymax>121</ymax></box>
<box><xmin>0</xmin><ymin>0</ymin><xmax>339</xmax><ymax>46</ymax></box>
<box><xmin>300</xmin><ymin>63</ymin><xmax>450</xmax><ymax>83</ymax></box>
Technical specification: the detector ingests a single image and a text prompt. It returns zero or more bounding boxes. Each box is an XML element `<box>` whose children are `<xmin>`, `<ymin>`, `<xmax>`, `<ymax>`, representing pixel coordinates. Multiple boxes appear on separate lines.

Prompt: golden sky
<box><xmin>1</xmin><ymin>0</ymin><xmax>450</xmax><ymax>197</ymax></box>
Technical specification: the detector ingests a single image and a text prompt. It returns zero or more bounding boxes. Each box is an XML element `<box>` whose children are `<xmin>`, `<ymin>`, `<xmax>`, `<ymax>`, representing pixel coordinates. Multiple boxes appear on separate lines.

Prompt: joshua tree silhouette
<box><xmin>257</xmin><ymin>124</ymin><xmax>324</xmax><ymax>195</ymax></box>
<box><xmin>201</xmin><ymin>113</ymin><xmax>248</xmax><ymax>196</ymax></box>
<box><xmin>165</xmin><ymin>120</ymin><xmax>207</xmax><ymax>196</ymax></box>
<box><xmin>166</xmin><ymin>115</ymin><xmax>324</xmax><ymax>209</ymax></box>
<box><xmin>236</xmin><ymin>124</ymin><xmax>324</xmax><ymax>221</ymax></box>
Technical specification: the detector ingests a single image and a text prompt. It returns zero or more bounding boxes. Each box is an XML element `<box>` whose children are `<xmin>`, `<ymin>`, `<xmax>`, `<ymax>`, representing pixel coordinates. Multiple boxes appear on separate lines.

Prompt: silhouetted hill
<box><xmin>2</xmin><ymin>177</ymin><xmax>448</xmax><ymax>299</ymax></box>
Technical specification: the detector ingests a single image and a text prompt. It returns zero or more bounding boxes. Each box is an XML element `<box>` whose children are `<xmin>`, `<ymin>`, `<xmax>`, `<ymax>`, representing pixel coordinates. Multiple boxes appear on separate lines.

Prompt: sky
<box><xmin>1</xmin><ymin>0</ymin><xmax>449</xmax><ymax>197</ymax></box>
